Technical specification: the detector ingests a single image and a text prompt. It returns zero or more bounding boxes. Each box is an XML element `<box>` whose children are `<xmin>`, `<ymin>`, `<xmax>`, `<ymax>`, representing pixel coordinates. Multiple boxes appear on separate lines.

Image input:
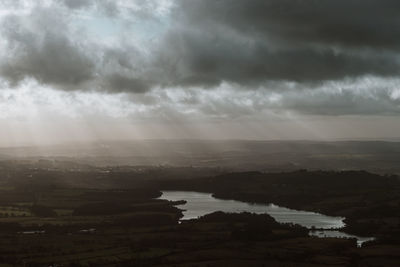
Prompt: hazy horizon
<box><xmin>2</xmin><ymin>137</ymin><xmax>400</xmax><ymax>149</ymax></box>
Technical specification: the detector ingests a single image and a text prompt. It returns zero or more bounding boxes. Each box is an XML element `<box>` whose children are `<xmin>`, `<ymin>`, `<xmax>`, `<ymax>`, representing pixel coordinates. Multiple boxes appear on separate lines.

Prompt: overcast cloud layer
<box><xmin>0</xmin><ymin>0</ymin><xmax>400</xmax><ymax>144</ymax></box>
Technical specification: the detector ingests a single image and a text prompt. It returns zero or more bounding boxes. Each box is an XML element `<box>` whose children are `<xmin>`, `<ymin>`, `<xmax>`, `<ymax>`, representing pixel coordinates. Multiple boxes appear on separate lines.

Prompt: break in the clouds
<box><xmin>0</xmin><ymin>0</ymin><xmax>400</xmax><ymax>140</ymax></box>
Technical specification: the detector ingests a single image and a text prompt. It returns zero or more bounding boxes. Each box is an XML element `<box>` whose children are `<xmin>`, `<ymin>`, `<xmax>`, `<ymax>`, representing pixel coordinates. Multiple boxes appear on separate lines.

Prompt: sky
<box><xmin>0</xmin><ymin>0</ymin><xmax>400</xmax><ymax>146</ymax></box>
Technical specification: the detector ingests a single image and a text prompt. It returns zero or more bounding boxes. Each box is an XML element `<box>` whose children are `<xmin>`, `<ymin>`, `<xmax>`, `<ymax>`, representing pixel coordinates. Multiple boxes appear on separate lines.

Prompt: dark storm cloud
<box><xmin>175</xmin><ymin>0</ymin><xmax>400</xmax><ymax>50</ymax></box>
<box><xmin>0</xmin><ymin>9</ymin><xmax>95</xmax><ymax>88</ymax></box>
<box><xmin>0</xmin><ymin>1</ymin><xmax>163</xmax><ymax>93</ymax></box>
<box><xmin>1</xmin><ymin>0</ymin><xmax>400</xmax><ymax>118</ymax></box>
<box><xmin>158</xmin><ymin>0</ymin><xmax>400</xmax><ymax>88</ymax></box>
<box><xmin>104</xmin><ymin>74</ymin><xmax>151</xmax><ymax>93</ymax></box>
<box><xmin>2</xmin><ymin>0</ymin><xmax>400</xmax><ymax>92</ymax></box>
<box><xmin>159</xmin><ymin>29</ymin><xmax>400</xmax><ymax>88</ymax></box>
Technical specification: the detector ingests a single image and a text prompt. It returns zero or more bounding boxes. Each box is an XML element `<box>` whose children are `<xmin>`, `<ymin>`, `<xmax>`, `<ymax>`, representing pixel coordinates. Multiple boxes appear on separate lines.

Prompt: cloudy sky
<box><xmin>1</xmin><ymin>0</ymin><xmax>400</xmax><ymax>145</ymax></box>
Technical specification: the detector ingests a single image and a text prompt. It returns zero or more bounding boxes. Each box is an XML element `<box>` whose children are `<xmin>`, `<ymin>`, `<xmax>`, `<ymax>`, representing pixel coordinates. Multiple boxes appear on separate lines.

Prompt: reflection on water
<box><xmin>310</xmin><ymin>230</ymin><xmax>375</xmax><ymax>247</ymax></box>
<box><xmin>159</xmin><ymin>191</ymin><xmax>344</xmax><ymax>228</ymax></box>
<box><xmin>159</xmin><ymin>191</ymin><xmax>374</xmax><ymax>247</ymax></box>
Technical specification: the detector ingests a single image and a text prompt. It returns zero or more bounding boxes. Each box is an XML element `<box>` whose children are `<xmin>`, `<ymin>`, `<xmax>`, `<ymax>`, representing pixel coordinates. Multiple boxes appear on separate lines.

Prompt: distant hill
<box><xmin>0</xmin><ymin>140</ymin><xmax>400</xmax><ymax>174</ymax></box>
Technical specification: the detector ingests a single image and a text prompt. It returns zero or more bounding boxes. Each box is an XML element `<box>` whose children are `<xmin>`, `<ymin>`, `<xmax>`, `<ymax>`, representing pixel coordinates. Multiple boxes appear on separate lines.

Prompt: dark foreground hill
<box><xmin>0</xmin><ymin>162</ymin><xmax>399</xmax><ymax>266</ymax></box>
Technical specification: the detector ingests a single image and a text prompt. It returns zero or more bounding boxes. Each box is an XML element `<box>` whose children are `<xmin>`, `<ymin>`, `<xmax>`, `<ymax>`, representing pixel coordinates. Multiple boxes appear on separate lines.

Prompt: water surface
<box><xmin>310</xmin><ymin>230</ymin><xmax>375</xmax><ymax>247</ymax></box>
<box><xmin>159</xmin><ymin>191</ymin><xmax>344</xmax><ymax>229</ymax></box>
<box><xmin>159</xmin><ymin>191</ymin><xmax>374</xmax><ymax>246</ymax></box>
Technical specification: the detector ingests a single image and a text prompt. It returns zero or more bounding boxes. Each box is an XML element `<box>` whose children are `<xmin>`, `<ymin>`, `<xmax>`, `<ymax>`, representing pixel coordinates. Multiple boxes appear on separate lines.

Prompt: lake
<box><xmin>159</xmin><ymin>191</ymin><xmax>374</xmax><ymax>247</ymax></box>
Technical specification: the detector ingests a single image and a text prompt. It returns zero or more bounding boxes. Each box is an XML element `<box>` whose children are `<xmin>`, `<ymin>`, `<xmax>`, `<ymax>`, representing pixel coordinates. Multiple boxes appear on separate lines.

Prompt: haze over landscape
<box><xmin>0</xmin><ymin>1</ymin><xmax>400</xmax><ymax>266</ymax></box>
